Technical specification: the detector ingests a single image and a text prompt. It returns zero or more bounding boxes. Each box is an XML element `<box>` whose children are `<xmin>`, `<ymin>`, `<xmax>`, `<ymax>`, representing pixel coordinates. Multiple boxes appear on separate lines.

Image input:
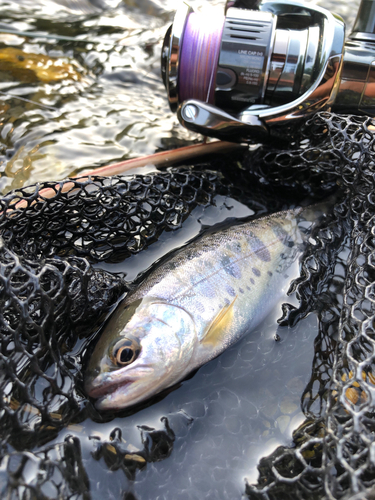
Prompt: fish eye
<box><xmin>110</xmin><ymin>338</ymin><xmax>140</xmax><ymax>367</ymax></box>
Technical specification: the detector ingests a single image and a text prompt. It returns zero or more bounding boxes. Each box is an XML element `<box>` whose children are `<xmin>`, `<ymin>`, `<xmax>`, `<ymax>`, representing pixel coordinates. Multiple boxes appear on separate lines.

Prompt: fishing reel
<box><xmin>161</xmin><ymin>0</ymin><xmax>375</xmax><ymax>141</ymax></box>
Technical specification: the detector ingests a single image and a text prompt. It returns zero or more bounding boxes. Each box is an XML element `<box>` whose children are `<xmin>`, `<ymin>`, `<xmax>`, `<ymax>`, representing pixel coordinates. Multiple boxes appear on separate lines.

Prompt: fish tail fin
<box><xmin>297</xmin><ymin>194</ymin><xmax>338</xmax><ymax>239</ymax></box>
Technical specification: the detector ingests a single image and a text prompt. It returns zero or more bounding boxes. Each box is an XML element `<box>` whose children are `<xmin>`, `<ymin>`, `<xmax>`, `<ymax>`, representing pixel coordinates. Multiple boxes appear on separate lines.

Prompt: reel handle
<box><xmin>177</xmin><ymin>99</ymin><xmax>268</xmax><ymax>142</ymax></box>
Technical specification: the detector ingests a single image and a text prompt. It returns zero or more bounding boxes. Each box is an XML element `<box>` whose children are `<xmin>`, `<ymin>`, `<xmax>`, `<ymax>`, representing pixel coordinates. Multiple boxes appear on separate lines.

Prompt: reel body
<box><xmin>161</xmin><ymin>0</ymin><xmax>375</xmax><ymax>141</ymax></box>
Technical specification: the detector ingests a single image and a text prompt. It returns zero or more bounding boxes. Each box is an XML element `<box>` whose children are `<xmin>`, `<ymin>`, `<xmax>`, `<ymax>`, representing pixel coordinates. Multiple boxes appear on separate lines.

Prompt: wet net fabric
<box><xmin>0</xmin><ymin>112</ymin><xmax>374</xmax><ymax>499</ymax></box>
<box><xmin>0</xmin><ymin>169</ymin><xmax>234</xmax><ymax>498</ymax></box>
<box><xmin>245</xmin><ymin>113</ymin><xmax>375</xmax><ymax>499</ymax></box>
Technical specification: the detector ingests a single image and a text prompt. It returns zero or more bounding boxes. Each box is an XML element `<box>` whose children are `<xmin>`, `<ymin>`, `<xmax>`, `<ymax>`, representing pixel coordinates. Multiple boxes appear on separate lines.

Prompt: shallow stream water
<box><xmin>0</xmin><ymin>0</ymin><xmax>359</xmax><ymax>498</ymax></box>
<box><xmin>0</xmin><ymin>0</ymin><xmax>359</xmax><ymax>193</ymax></box>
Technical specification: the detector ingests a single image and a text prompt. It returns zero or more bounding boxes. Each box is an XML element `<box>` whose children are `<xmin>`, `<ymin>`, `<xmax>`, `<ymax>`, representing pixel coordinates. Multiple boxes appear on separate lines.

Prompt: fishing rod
<box><xmin>161</xmin><ymin>0</ymin><xmax>375</xmax><ymax>142</ymax></box>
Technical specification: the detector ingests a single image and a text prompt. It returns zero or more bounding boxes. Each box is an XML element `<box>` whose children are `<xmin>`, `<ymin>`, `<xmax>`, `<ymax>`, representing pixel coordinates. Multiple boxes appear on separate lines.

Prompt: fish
<box><xmin>85</xmin><ymin>208</ymin><xmax>305</xmax><ymax>410</ymax></box>
<box><xmin>0</xmin><ymin>48</ymin><xmax>82</xmax><ymax>83</ymax></box>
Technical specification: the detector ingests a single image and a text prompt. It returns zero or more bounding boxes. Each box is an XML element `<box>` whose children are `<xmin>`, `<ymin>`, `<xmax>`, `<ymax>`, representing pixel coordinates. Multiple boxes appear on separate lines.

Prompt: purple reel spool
<box><xmin>161</xmin><ymin>2</ymin><xmax>275</xmax><ymax>114</ymax></box>
<box><xmin>178</xmin><ymin>11</ymin><xmax>224</xmax><ymax>105</ymax></box>
<box><xmin>161</xmin><ymin>3</ymin><xmax>225</xmax><ymax>111</ymax></box>
<box><xmin>161</xmin><ymin>1</ymin><xmax>347</xmax><ymax>143</ymax></box>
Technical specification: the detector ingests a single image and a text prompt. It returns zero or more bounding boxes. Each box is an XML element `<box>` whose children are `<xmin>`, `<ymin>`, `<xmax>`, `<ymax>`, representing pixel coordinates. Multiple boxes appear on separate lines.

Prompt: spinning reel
<box><xmin>161</xmin><ymin>0</ymin><xmax>375</xmax><ymax>141</ymax></box>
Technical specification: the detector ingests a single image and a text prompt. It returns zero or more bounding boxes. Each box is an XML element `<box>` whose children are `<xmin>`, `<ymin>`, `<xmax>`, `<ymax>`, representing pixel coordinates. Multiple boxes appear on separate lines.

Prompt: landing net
<box><xmin>0</xmin><ymin>112</ymin><xmax>374</xmax><ymax>499</ymax></box>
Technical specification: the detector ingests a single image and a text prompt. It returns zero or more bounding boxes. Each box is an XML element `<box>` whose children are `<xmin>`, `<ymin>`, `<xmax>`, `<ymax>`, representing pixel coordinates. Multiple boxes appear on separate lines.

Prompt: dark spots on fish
<box><xmin>195</xmin><ymin>313</ymin><xmax>204</xmax><ymax>325</ymax></box>
<box><xmin>248</xmin><ymin>231</ymin><xmax>271</xmax><ymax>262</ymax></box>
<box><xmin>273</xmin><ymin>224</ymin><xmax>295</xmax><ymax>248</ymax></box>
<box><xmin>246</xmin><ymin>285</ymin><xmax>251</xmax><ymax>291</ymax></box>
<box><xmin>221</xmin><ymin>255</ymin><xmax>242</xmax><ymax>280</ymax></box>
<box><xmin>196</xmin><ymin>301</ymin><xmax>205</xmax><ymax>314</ymax></box>
<box><xmin>239</xmin><ymin>288</ymin><xmax>244</xmax><ymax>294</ymax></box>
<box><xmin>232</xmin><ymin>264</ymin><xmax>242</xmax><ymax>279</ymax></box>
<box><xmin>226</xmin><ymin>285</ymin><xmax>236</xmax><ymax>297</ymax></box>
<box><xmin>252</xmin><ymin>268</ymin><xmax>261</xmax><ymax>277</ymax></box>
<box><xmin>250</xmin><ymin>278</ymin><xmax>255</xmax><ymax>285</ymax></box>
<box><xmin>186</xmin><ymin>250</ymin><xmax>195</xmax><ymax>260</ymax></box>
<box><xmin>202</xmin><ymin>286</ymin><xmax>216</xmax><ymax>299</ymax></box>
<box><xmin>268</xmin><ymin>271</ymin><xmax>273</xmax><ymax>277</ymax></box>
<box><xmin>204</xmin><ymin>260</ymin><xmax>214</xmax><ymax>270</ymax></box>
<box><xmin>224</xmin><ymin>298</ymin><xmax>230</xmax><ymax>306</ymax></box>
<box><xmin>165</xmin><ymin>261</ymin><xmax>177</xmax><ymax>272</ymax></box>
<box><xmin>17</xmin><ymin>55</ymin><xmax>25</xmax><ymax>62</ymax></box>
<box><xmin>226</xmin><ymin>264</ymin><xmax>242</xmax><ymax>279</ymax></box>
<box><xmin>221</xmin><ymin>255</ymin><xmax>231</xmax><ymax>268</ymax></box>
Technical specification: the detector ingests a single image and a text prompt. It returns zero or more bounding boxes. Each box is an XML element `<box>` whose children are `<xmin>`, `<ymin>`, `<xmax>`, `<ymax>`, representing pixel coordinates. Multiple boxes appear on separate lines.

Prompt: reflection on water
<box><xmin>0</xmin><ymin>0</ymin><xmax>200</xmax><ymax>193</ymax></box>
<box><xmin>0</xmin><ymin>0</ymin><xmax>359</xmax><ymax>194</ymax></box>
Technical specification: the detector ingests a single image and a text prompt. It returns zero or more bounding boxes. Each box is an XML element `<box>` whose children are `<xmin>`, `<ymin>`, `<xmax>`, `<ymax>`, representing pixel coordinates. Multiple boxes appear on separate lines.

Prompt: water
<box><xmin>0</xmin><ymin>0</ymin><xmax>218</xmax><ymax>193</ymax></box>
<box><xmin>0</xmin><ymin>0</ymin><xmax>359</xmax><ymax>194</ymax></box>
<box><xmin>0</xmin><ymin>0</ymin><xmax>358</xmax><ymax>498</ymax></box>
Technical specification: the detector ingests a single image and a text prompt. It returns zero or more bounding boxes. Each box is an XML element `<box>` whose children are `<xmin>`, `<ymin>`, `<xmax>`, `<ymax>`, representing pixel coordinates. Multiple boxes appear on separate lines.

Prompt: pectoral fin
<box><xmin>201</xmin><ymin>296</ymin><xmax>237</xmax><ymax>347</ymax></box>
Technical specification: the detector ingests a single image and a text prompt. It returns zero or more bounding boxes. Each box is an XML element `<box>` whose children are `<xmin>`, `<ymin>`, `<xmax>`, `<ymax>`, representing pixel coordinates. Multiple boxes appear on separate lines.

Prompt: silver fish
<box><xmin>85</xmin><ymin>208</ymin><xmax>304</xmax><ymax>410</ymax></box>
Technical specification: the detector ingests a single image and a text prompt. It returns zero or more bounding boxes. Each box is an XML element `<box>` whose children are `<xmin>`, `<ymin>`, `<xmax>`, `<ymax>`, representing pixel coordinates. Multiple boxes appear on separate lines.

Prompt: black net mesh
<box><xmin>0</xmin><ymin>112</ymin><xmax>374</xmax><ymax>499</ymax></box>
<box><xmin>245</xmin><ymin>112</ymin><xmax>375</xmax><ymax>499</ymax></box>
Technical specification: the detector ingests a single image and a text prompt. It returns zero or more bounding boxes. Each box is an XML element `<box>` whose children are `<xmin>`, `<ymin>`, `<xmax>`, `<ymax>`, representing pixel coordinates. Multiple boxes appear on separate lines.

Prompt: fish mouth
<box><xmin>85</xmin><ymin>375</ymin><xmax>132</xmax><ymax>401</ymax></box>
<box><xmin>85</xmin><ymin>365</ymin><xmax>156</xmax><ymax>410</ymax></box>
<box><xmin>92</xmin><ymin>379</ymin><xmax>143</xmax><ymax>411</ymax></box>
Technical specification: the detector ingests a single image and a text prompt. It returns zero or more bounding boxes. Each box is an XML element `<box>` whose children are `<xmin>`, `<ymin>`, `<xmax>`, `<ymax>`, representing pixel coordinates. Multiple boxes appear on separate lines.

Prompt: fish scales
<box><xmin>85</xmin><ymin>208</ymin><xmax>303</xmax><ymax>410</ymax></box>
<box><xmin>131</xmin><ymin>212</ymin><xmax>300</xmax><ymax>344</ymax></box>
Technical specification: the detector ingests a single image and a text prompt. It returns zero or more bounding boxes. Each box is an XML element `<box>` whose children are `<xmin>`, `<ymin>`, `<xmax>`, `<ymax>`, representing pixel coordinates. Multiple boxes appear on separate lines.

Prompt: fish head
<box><xmin>85</xmin><ymin>297</ymin><xmax>197</xmax><ymax>410</ymax></box>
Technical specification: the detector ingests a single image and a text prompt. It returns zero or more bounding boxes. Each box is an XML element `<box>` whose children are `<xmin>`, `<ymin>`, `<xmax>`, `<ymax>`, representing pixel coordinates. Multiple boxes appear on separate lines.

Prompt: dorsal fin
<box><xmin>201</xmin><ymin>296</ymin><xmax>238</xmax><ymax>347</ymax></box>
